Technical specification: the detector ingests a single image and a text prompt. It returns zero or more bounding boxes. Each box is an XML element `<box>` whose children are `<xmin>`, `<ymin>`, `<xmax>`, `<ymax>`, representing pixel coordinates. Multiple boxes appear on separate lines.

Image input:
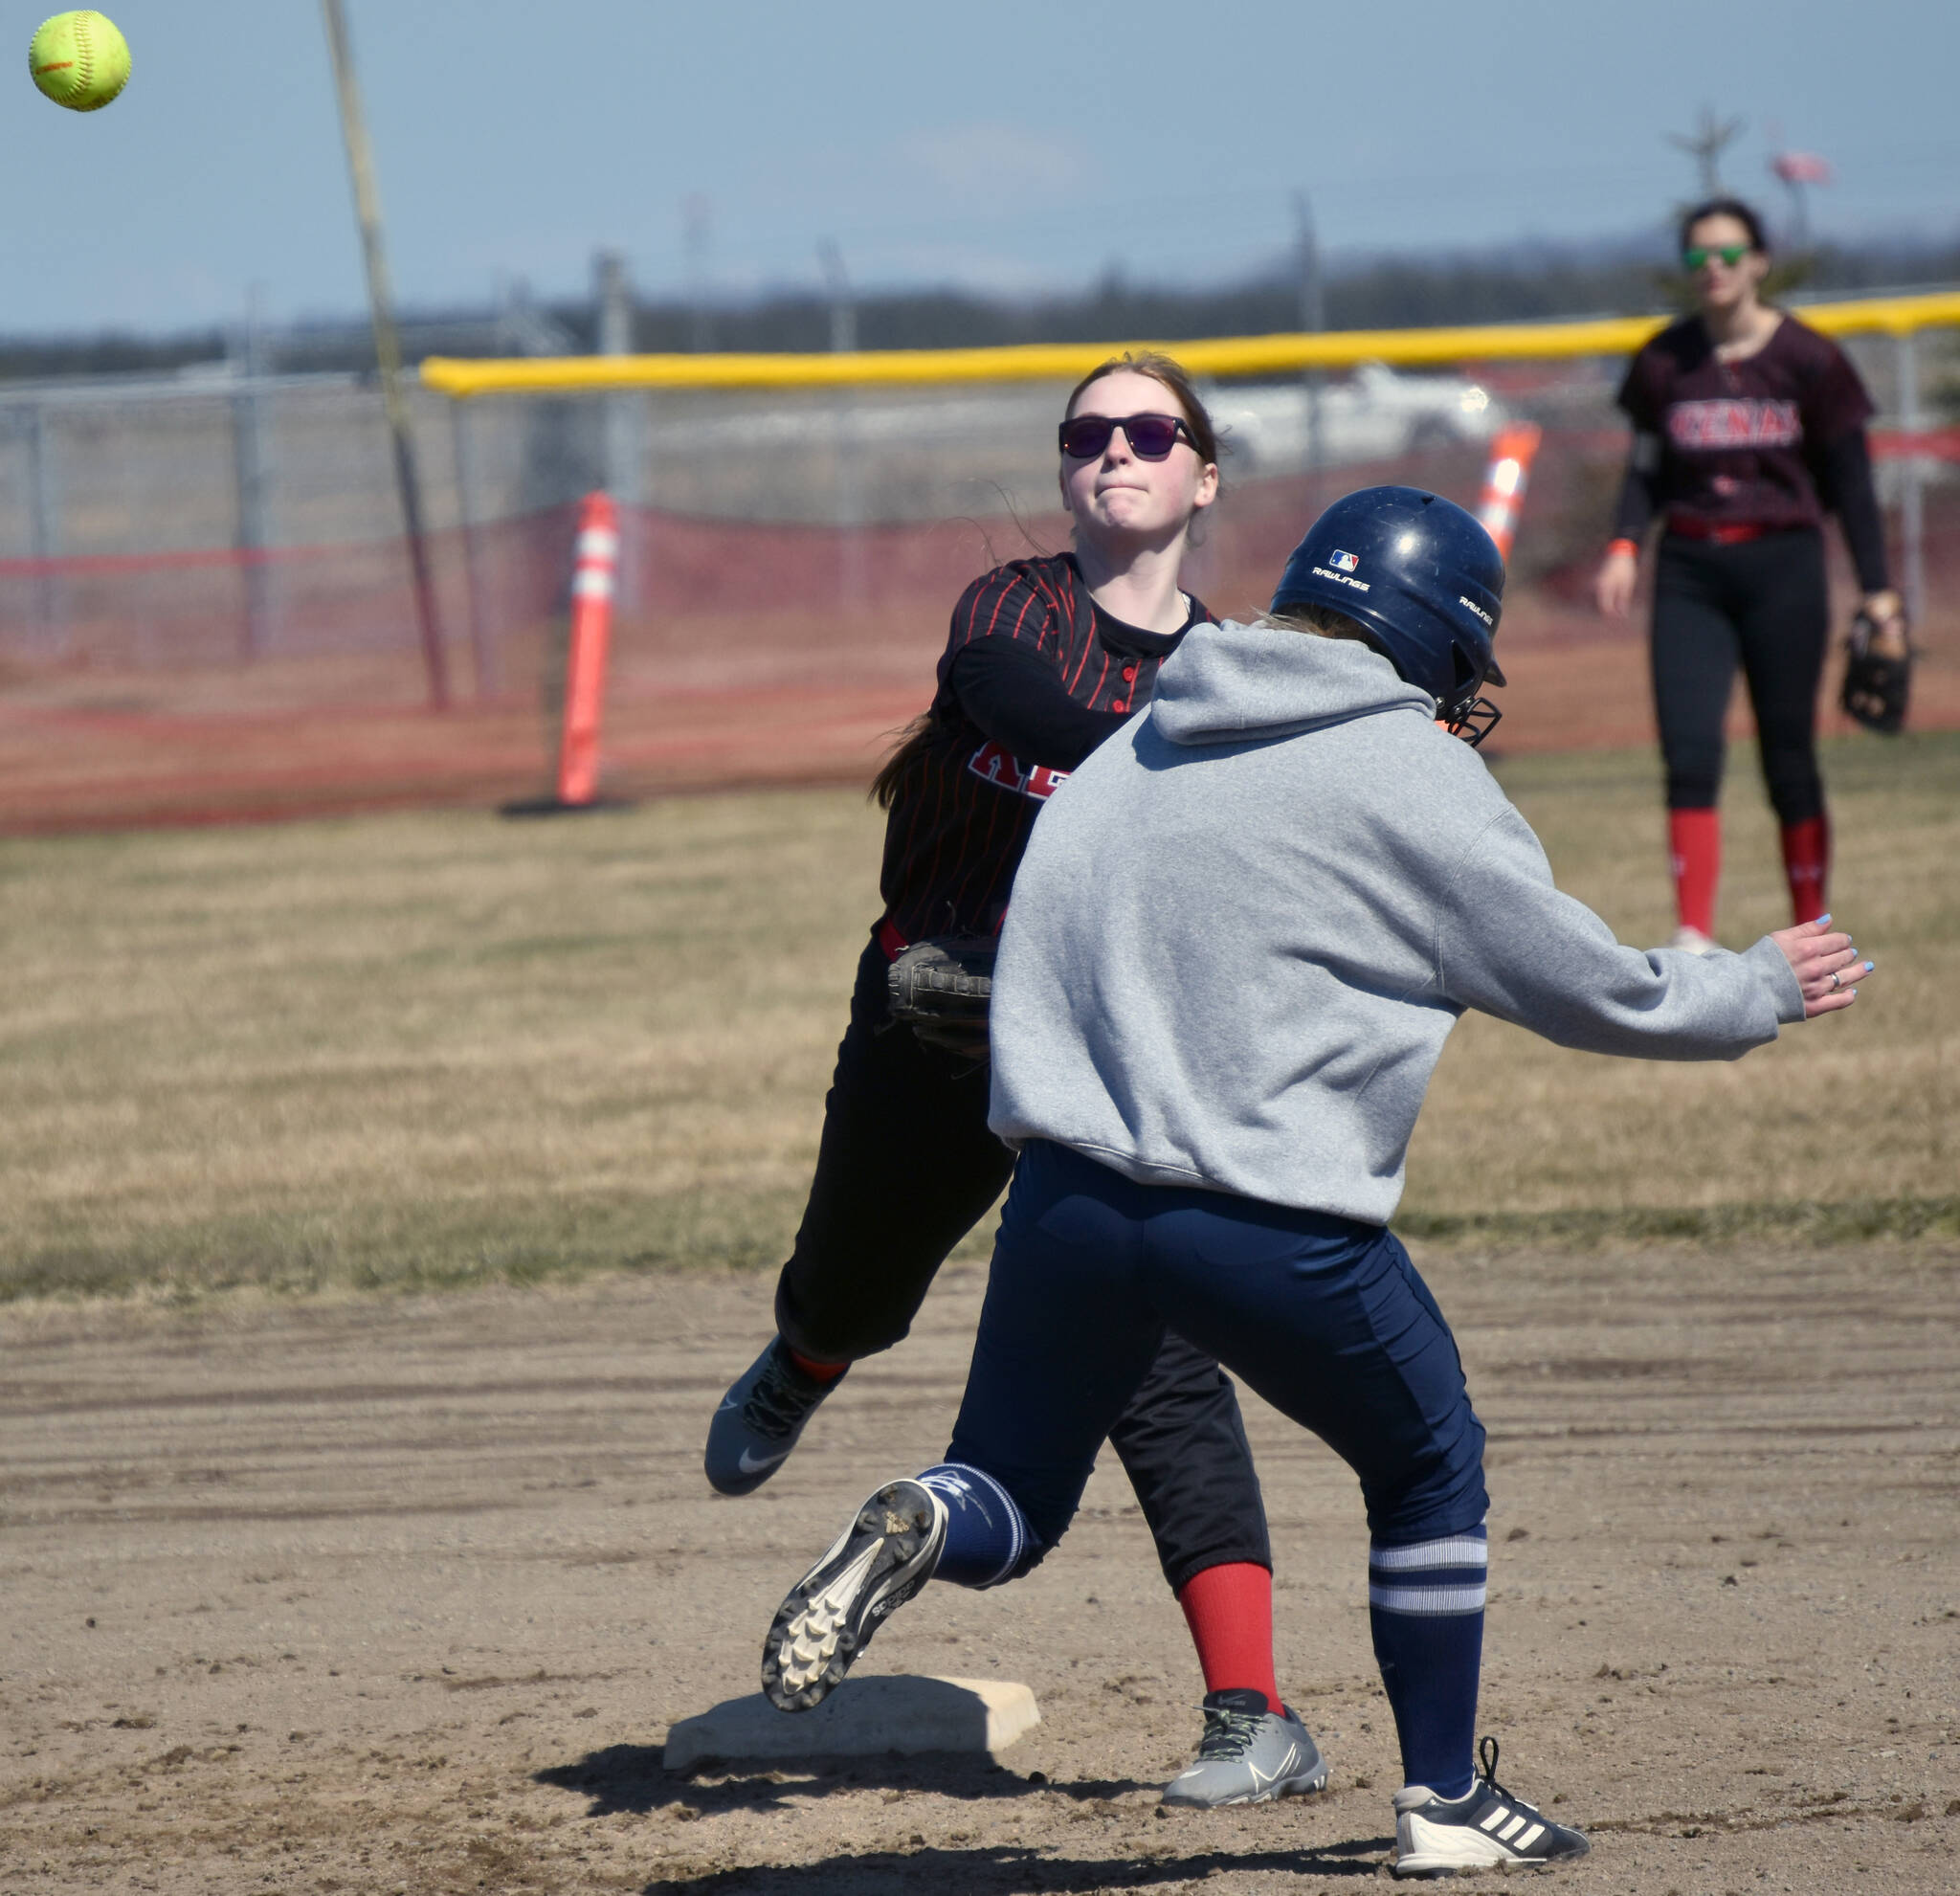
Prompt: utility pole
<box><xmin>320</xmin><ymin>0</ymin><xmax>450</xmax><ymax>710</ymax></box>
<box><xmin>1668</xmin><ymin>107</ymin><xmax>1746</xmax><ymax>197</ymax></box>
<box><xmin>1293</xmin><ymin>191</ymin><xmax>1325</xmax><ymax>472</ymax></box>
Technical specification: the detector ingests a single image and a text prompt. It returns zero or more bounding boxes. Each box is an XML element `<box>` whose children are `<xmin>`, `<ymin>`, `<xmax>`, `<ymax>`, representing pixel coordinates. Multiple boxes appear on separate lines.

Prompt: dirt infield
<box><xmin>5</xmin><ymin>1239</ymin><xmax>1954</xmax><ymax>1894</ymax></box>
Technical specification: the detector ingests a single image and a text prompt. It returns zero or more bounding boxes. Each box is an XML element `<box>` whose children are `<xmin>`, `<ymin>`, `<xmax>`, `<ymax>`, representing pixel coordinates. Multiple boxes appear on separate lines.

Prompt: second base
<box><xmin>662</xmin><ymin>1675</ymin><xmax>1039</xmax><ymax>1771</ymax></box>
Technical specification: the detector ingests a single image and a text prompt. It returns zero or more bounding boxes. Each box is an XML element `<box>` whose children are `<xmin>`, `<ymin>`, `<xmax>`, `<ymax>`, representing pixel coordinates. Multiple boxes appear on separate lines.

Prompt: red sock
<box><xmin>1175</xmin><ymin>1562</ymin><xmax>1281</xmax><ymax>1715</ymax></box>
<box><xmin>1780</xmin><ymin>814</ymin><xmax>1830</xmax><ymax>926</ymax></box>
<box><xmin>1667</xmin><ymin>807</ymin><xmax>1721</xmax><ymax>936</ymax></box>
<box><xmin>785</xmin><ymin>1346</ymin><xmax>849</xmax><ymax>1383</ymax></box>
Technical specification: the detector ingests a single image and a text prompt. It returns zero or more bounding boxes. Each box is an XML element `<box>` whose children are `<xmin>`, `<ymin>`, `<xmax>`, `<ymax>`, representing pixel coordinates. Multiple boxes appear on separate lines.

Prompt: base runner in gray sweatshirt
<box><xmin>759</xmin><ymin>487</ymin><xmax>1873</xmax><ymax>1878</ymax></box>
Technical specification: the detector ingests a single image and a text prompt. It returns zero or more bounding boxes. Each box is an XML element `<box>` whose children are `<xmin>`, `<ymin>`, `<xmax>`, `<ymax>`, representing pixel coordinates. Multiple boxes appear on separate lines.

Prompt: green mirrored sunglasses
<box><xmin>1682</xmin><ymin>244</ymin><xmax>1750</xmax><ymax>270</ymax></box>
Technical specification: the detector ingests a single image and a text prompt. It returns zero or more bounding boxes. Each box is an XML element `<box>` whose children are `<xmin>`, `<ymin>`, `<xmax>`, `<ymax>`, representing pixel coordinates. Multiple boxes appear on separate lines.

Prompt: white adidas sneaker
<box><xmin>1391</xmin><ymin>1737</ymin><xmax>1590</xmax><ymax>1878</ymax></box>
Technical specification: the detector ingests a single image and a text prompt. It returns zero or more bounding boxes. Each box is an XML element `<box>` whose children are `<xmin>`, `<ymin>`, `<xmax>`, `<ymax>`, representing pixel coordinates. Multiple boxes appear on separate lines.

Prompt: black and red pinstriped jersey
<box><xmin>878</xmin><ymin>553</ymin><xmax>1209</xmax><ymax>944</ymax></box>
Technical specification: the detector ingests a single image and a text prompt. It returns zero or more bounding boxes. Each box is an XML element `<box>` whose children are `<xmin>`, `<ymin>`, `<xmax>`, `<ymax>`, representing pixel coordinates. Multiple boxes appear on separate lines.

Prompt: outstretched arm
<box><xmin>1436</xmin><ymin>807</ymin><xmax>1861</xmax><ymax>1060</ymax></box>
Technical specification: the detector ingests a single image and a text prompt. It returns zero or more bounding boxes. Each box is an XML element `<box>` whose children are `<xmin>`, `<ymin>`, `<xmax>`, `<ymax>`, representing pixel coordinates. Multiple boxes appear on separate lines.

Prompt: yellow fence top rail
<box><xmin>420</xmin><ymin>288</ymin><xmax>1960</xmax><ymax>399</ymax></box>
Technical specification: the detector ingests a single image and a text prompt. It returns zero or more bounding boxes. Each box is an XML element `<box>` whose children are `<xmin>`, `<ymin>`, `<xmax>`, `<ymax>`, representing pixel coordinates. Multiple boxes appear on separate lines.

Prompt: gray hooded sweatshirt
<box><xmin>988</xmin><ymin>617</ymin><xmax>1805</xmax><ymax>1225</ymax></box>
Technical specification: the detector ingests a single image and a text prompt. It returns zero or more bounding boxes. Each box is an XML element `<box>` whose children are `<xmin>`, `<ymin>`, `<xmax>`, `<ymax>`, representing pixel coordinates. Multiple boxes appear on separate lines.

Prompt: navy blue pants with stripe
<box><xmin>942</xmin><ymin>1137</ymin><xmax>1490</xmax><ymax>1791</ymax></box>
<box><xmin>947</xmin><ymin>1138</ymin><xmax>1488</xmax><ymax>1569</ymax></box>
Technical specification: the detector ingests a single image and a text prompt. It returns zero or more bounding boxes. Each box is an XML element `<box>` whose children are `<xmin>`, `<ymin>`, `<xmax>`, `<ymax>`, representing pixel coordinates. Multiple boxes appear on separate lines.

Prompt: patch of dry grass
<box><xmin>1407</xmin><ymin>731</ymin><xmax>1958</xmax><ymax>1223</ymax></box>
<box><xmin>0</xmin><ymin>734</ymin><xmax>1952</xmax><ymax>1302</ymax></box>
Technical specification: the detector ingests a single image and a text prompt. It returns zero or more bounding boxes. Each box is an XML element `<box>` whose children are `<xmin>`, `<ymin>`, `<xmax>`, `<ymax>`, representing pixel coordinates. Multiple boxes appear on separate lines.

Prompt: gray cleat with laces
<box><xmin>704</xmin><ymin>1337</ymin><xmax>847</xmax><ymax>1497</ymax></box>
<box><xmin>1160</xmin><ymin>1688</ymin><xmax>1329</xmax><ymax>1807</ymax></box>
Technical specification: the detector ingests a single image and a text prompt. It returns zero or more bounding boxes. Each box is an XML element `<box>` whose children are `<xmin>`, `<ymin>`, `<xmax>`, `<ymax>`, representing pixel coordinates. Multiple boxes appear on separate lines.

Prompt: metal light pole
<box><xmin>1897</xmin><ymin>331</ymin><xmax>1927</xmax><ymax>630</ymax></box>
<box><xmin>230</xmin><ymin>285</ymin><xmax>275</xmax><ymax>660</ymax></box>
<box><xmin>819</xmin><ymin>239</ymin><xmax>866</xmax><ymax>609</ymax></box>
<box><xmin>1293</xmin><ymin>190</ymin><xmax>1325</xmax><ymax>473</ymax></box>
<box><xmin>595</xmin><ymin>248</ymin><xmax>644</xmax><ymax>617</ymax></box>
<box><xmin>320</xmin><ymin>0</ymin><xmax>450</xmax><ymax>710</ymax></box>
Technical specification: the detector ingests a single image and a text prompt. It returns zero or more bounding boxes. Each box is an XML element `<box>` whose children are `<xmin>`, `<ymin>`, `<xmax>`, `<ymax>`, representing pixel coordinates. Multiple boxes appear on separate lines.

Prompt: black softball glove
<box><xmin>1839</xmin><ymin>607</ymin><xmax>1912</xmax><ymax>735</ymax></box>
<box><xmin>886</xmin><ymin>935</ymin><xmax>994</xmax><ymax>1061</ymax></box>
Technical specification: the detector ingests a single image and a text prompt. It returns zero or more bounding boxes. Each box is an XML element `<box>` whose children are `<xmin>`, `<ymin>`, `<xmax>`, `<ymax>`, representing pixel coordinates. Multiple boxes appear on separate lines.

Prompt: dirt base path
<box><xmin>4</xmin><ymin>1240</ymin><xmax>1955</xmax><ymax>1893</ymax></box>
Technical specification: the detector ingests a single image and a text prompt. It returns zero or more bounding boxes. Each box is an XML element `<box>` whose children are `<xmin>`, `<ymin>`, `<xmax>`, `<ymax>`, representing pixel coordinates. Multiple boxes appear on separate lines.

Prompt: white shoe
<box><xmin>1667</xmin><ymin>925</ymin><xmax>1717</xmax><ymax>955</ymax></box>
<box><xmin>1391</xmin><ymin>1738</ymin><xmax>1590</xmax><ymax>1878</ymax></box>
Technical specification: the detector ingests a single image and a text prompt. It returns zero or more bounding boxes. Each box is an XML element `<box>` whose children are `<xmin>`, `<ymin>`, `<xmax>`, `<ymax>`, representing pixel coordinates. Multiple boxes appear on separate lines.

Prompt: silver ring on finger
<box><xmin>1829</xmin><ymin>970</ymin><xmax>1841</xmax><ymax>990</ymax></box>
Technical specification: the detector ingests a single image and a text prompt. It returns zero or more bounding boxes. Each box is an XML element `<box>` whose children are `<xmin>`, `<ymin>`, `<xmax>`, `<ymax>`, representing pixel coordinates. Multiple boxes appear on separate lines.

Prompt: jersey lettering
<box><xmin>1666</xmin><ymin>398</ymin><xmax>1802</xmax><ymax>452</ymax></box>
<box><xmin>968</xmin><ymin>740</ymin><xmax>1068</xmax><ymax>802</ymax></box>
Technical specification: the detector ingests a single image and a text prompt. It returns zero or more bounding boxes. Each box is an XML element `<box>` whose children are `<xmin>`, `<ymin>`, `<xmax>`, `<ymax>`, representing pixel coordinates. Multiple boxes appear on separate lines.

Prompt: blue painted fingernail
<box><xmin>1817</xmin><ymin>913</ymin><xmax>1832</xmax><ymax>926</ymax></box>
<box><xmin>1863</xmin><ymin>961</ymin><xmax>1874</xmax><ymax>971</ymax></box>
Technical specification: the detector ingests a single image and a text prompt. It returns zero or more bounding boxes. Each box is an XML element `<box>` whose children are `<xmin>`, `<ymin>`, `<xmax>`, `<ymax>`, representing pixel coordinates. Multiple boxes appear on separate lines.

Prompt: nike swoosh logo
<box><xmin>717</xmin><ymin>1396</ymin><xmax>741</xmax><ymax>1414</ymax></box>
<box><xmin>738</xmin><ymin>1446</ymin><xmax>791</xmax><ymax>1474</ymax></box>
<box><xmin>1249</xmin><ymin>1745</ymin><xmax>1298</xmax><ymax>1792</ymax></box>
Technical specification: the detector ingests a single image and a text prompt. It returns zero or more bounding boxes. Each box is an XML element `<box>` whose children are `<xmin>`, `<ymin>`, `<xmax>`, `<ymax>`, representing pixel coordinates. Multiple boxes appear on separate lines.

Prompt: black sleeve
<box><xmin>1611</xmin><ymin>454</ymin><xmax>1662</xmax><ymax>544</ymax></box>
<box><xmin>947</xmin><ymin>638</ymin><xmax>1130</xmax><ymax>770</ymax></box>
<box><xmin>1814</xmin><ymin>427</ymin><xmax>1891</xmax><ymax>595</ymax></box>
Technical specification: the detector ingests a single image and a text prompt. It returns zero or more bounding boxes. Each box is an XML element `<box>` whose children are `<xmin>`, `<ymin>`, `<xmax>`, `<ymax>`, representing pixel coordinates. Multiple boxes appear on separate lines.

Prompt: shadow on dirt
<box><xmin>637</xmin><ymin>1839</ymin><xmax>1391</xmax><ymax>1892</ymax></box>
<box><xmin>535</xmin><ymin>1742</ymin><xmax>1150</xmax><ymax>1814</ymax></box>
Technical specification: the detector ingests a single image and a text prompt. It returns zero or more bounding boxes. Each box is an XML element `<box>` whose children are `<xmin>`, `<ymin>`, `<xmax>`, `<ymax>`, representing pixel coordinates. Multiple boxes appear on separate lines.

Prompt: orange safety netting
<box><xmin>2</xmin><ymin>440</ymin><xmax>1954</xmax><ymax>834</ymax></box>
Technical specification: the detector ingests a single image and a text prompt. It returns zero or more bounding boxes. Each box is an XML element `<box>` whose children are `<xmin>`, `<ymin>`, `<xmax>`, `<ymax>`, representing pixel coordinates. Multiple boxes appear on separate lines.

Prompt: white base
<box><xmin>663</xmin><ymin>1675</ymin><xmax>1040</xmax><ymax>1770</ymax></box>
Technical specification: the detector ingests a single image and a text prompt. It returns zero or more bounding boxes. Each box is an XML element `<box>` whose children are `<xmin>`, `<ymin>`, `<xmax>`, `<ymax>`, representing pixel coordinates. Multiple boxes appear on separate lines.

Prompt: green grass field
<box><xmin>2</xmin><ymin>734</ymin><xmax>1954</xmax><ymax>1303</ymax></box>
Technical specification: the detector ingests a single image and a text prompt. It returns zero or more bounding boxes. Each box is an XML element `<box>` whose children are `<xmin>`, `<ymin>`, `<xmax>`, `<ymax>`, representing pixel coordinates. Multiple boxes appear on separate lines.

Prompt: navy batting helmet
<box><xmin>1270</xmin><ymin>485</ymin><xmax>1507</xmax><ymax>745</ymax></box>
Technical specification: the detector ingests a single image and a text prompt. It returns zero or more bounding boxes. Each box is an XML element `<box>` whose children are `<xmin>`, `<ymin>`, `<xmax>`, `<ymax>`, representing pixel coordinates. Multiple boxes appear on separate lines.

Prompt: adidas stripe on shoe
<box><xmin>762</xmin><ymin>1478</ymin><xmax>946</xmax><ymax>1711</ymax></box>
<box><xmin>1391</xmin><ymin>1737</ymin><xmax>1589</xmax><ymax>1878</ymax></box>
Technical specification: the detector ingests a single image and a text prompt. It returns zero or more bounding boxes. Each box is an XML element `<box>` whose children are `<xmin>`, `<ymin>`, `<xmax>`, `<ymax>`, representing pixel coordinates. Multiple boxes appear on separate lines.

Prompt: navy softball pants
<box><xmin>773</xmin><ymin>934</ymin><xmax>1271</xmax><ymax>1591</ymax></box>
<box><xmin>947</xmin><ymin>1139</ymin><xmax>1488</xmax><ymax>1573</ymax></box>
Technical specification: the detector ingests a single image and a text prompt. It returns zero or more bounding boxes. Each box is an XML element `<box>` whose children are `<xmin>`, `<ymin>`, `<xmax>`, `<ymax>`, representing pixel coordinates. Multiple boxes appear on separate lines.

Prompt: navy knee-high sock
<box><xmin>1368</xmin><ymin>1524</ymin><xmax>1487</xmax><ymax>1800</ymax></box>
<box><xmin>918</xmin><ymin>1462</ymin><xmax>1028</xmax><ymax>1589</ymax></box>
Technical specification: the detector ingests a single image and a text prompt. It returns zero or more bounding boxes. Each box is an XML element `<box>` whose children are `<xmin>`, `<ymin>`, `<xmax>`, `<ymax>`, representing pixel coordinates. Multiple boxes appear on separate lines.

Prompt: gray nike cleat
<box><xmin>704</xmin><ymin>1337</ymin><xmax>847</xmax><ymax>1497</ymax></box>
<box><xmin>1391</xmin><ymin>1736</ymin><xmax>1590</xmax><ymax>1878</ymax></box>
<box><xmin>1160</xmin><ymin>1688</ymin><xmax>1329</xmax><ymax>1807</ymax></box>
<box><xmin>762</xmin><ymin>1478</ymin><xmax>946</xmax><ymax>1711</ymax></box>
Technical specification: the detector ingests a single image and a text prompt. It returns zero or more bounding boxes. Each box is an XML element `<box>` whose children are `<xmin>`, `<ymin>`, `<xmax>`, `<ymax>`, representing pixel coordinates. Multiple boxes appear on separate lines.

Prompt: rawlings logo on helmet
<box><xmin>1271</xmin><ymin>486</ymin><xmax>1508</xmax><ymax>747</ymax></box>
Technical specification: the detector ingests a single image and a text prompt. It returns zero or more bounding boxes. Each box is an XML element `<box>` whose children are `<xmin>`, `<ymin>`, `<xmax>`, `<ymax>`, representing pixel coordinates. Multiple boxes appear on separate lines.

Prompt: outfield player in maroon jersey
<box><xmin>1595</xmin><ymin>197</ymin><xmax>1905</xmax><ymax>950</ymax></box>
<box><xmin>704</xmin><ymin>354</ymin><xmax>1322</xmax><ymax>1806</ymax></box>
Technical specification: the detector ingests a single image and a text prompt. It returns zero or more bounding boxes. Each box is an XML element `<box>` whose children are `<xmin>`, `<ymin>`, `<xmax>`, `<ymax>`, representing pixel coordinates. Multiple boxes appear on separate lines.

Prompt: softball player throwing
<box><xmin>707</xmin><ymin>354</ymin><xmax>1317</xmax><ymax>1805</ymax></box>
<box><xmin>759</xmin><ymin>485</ymin><xmax>1872</xmax><ymax>1877</ymax></box>
<box><xmin>1596</xmin><ymin>196</ymin><xmax>1904</xmax><ymax>950</ymax></box>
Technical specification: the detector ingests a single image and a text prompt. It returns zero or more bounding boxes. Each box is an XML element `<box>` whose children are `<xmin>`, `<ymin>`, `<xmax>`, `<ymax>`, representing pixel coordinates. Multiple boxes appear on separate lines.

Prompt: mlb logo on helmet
<box><xmin>1328</xmin><ymin>550</ymin><xmax>1360</xmax><ymax>572</ymax></box>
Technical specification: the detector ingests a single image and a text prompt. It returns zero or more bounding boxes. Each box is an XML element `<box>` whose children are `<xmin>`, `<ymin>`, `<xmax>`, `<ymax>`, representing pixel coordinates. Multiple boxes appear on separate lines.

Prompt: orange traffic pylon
<box><xmin>1474</xmin><ymin>422</ymin><xmax>1542</xmax><ymax>564</ymax></box>
<box><xmin>555</xmin><ymin>492</ymin><xmax>620</xmax><ymax>807</ymax></box>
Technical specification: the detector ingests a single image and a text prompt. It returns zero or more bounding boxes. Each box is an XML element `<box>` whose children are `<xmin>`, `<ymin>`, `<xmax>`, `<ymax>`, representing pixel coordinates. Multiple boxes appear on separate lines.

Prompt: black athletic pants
<box><xmin>773</xmin><ymin>933</ymin><xmax>1272</xmax><ymax>1592</ymax></box>
<box><xmin>1651</xmin><ymin>528</ymin><xmax>1831</xmax><ymax>823</ymax></box>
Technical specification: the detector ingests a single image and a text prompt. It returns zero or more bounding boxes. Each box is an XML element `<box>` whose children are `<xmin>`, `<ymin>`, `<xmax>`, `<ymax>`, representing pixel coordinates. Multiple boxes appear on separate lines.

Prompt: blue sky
<box><xmin>4</xmin><ymin>0</ymin><xmax>1955</xmax><ymax>335</ymax></box>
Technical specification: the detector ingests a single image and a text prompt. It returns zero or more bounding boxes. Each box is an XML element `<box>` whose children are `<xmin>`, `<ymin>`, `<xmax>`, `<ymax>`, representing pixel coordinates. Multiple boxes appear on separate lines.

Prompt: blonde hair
<box><xmin>1263</xmin><ymin>604</ymin><xmax>1375</xmax><ymax>644</ymax></box>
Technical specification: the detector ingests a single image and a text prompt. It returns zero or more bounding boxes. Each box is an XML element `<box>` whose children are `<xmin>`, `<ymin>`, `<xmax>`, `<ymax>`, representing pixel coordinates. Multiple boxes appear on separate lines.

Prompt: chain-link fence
<box><xmin>2</xmin><ymin>328</ymin><xmax>1953</xmax><ymax>832</ymax></box>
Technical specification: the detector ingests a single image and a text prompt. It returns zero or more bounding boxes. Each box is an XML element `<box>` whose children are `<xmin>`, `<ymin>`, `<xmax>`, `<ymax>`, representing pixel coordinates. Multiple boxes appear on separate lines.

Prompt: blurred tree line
<box><xmin>4</xmin><ymin>234</ymin><xmax>1956</xmax><ymax>381</ymax></box>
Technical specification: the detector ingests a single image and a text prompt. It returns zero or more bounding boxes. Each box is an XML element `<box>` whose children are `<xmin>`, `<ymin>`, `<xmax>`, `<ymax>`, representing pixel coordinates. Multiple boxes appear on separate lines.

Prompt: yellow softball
<box><xmin>30</xmin><ymin>11</ymin><xmax>130</xmax><ymax>112</ymax></box>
